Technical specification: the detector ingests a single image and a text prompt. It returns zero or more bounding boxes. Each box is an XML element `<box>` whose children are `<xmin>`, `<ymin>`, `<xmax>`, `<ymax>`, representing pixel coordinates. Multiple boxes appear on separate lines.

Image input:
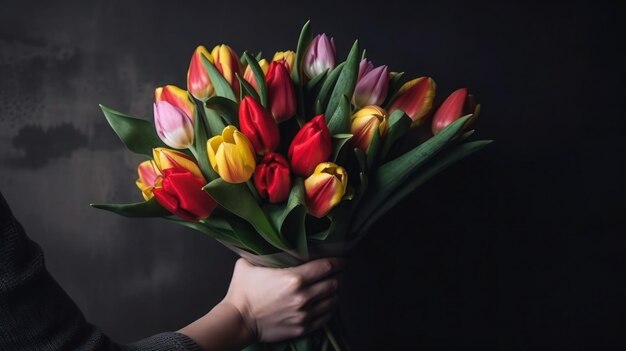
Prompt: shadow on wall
<box><xmin>6</xmin><ymin>123</ymin><xmax>88</xmax><ymax>169</ymax></box>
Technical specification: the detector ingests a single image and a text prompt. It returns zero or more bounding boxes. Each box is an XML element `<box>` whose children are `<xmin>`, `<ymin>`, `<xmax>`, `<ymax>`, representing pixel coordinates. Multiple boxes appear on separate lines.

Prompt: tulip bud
<box><xmin>243</xmin><ymin>58</ymin><xmax>269</xmax><ymax>91</ymax></box>
<box><xmin>304</xmin><ymin>34</ymin><xmax>336</xmax><ymax>79</ymax></box>
<box><xmin>388</xmin><ymin>77</ymin><xmax>436</xmax><ymax>127</ymax></box>
<box><xmin>207</xmin><ymin>125</ymin><xmax>256</xmax><ymax>183</ymax></box>
<box><xmin>266</xmin><ymin>60</ymin><xmax>296</xmax><ymax>122</ymax></box>
<box><xmin>288</xmin><ymin>115</ymin><xmax>332</xmax><ymax>177</ymax></box>
<box><xmin>253</xmin><ymin>152</ymin><xmax>292</xmax><ymax>204</ymax></box>
<box><xmin>155</xmin><ymin>85</ymin><xmax>195</xmax><ymax>119</ymax></box>
<box><xmin>304</xmin><ymin>162</ymin><xmax>348</xmax><ymax>218</ymax></box>
<box><xmin>353</xmin><ymin>60</ymin><xmax>389</xmax><ymax>108</ymax></box>
<box><xmin>153</xmin><ymin>147</ymin><xmax>204</xmax><ymax>179</ymax></box>
<box><xmin>351</xmin><ymin>105</ymin><xmax>389</xmax><ymax>151</ymax></box>
<box><xmin>239</xmin><ymin>96</ymin><xmax>280</xmax><ymax>155</ymax></box>
<box><xmin>273</xmin><ymin>50</ymin><xmax>296</xmax><ymax>71</ymax></box>
<box><xmin>431</xmin><ymin>88</ymin><xmax>480</xmax><ymax>135</ymax></box>
<box><xmin>135</xmin><ymin>160</ymin><xmax>162</xmax><ymax>200</ymax></box>
<box><xmin>154</xmin><ymin>101</ymin><xmax>194</xmax><ymax>149</ymax></box>
<box><xmin>187</xmin><ymin>45</ymin><xmax>215</xmax><ymax>101</ymax></box>
<box><xmin>152</xmin><ymin>167</ymin><xmax>217</xmax><ymax>221</ymax></box>
<box><xmin>211</xmin><ymin>44</ymin><xmax>242</xmax><ymax>97</ymax></box>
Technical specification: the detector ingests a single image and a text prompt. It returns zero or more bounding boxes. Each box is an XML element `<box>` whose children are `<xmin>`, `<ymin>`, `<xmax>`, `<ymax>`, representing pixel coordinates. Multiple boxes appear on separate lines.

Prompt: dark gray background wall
<box><xmin>1</xmin><ymin>0</ymin><xmax>624</xmax><ymax>349</ymax></box>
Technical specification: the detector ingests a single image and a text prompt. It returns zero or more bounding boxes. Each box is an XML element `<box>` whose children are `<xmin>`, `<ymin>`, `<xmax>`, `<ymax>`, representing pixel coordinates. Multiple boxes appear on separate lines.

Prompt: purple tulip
<box><xmin>154</xmin><ymin>100</ymin><xmax>194</xmax><ymax>149</ymax></box>
<box><xmin>353</xmin><ymin>59</ymin><xmax>389</xmax><ymax>108</ymax></box>
<box><xmin>304</xmin><ymin>34</ymin><xmax>336</xmax><ymax>79</ymax></box>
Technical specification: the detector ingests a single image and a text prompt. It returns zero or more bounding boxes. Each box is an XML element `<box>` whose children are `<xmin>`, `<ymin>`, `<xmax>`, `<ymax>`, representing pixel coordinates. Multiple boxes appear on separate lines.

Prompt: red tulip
<box><xmin>431</xmin><ymin>88</ymin><xmax>480</xmax><ymax>135</ymax></box>
<box><xmin>239</xmin><ymin>96</ymin><xmax>280</xmax><ymax>155</ymax></box>
<box><xmin>253</xmin><ymin>152</ymin><xmax>292</xmax><ymax>204</ymax></box>
<box><xmin>152</xmin><ymin>167</ymin><xmax>217</xmax><ymax>221</ymax></box>
<box><xmin>288</xmin><ymin>115</ymin><xmax>332</xmax><ymax>177</ymax></box>
<box><xmin>266</xmin><ymin>60</ymin><xmax>296</xmax><ymax>122</ymax></box>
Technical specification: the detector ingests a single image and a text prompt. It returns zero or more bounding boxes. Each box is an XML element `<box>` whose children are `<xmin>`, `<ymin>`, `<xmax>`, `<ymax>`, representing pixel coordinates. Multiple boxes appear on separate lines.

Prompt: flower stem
<box><xmin>246</xmin><ymin>180</ymin><xmax>261</xmax><ymax>203</ymax></box>
<box><xmin>324</xmin><ymin>324</ymin><xmax>342</xmax><ymax>351</ymax></box>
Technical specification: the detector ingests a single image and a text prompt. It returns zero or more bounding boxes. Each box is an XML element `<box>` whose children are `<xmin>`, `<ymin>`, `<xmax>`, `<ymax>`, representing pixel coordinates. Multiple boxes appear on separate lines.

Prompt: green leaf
<box><xmin>265</xmin><ymin>178</ymin><xmax>309</xmax><ymax>259</ymax></box>
<box><xmin>223</xmin><ymin>215</ymin><xmax>280</xmax><ymax>255</ymax></box>
<box><xmin>243</xmin><ymin>52</ymin><xmax>268</xmax><ymax>107</ymax></box>
<box><xmin>165</xmin><ymin>217</ymin><xmax>244</xmax><ymax>248</ymax></box>
<box><xmin>352</xmin><ymin>115</ymin><xmax>473</xmax><ymax>232</ymax></box>
<box><xmin>191</xmin><ymin>98</ymin><xmax>218</xmax><ymax>180</ymax></box>
<box><xmin>201</xmin><ymin>55</ymin><xmax>237</xmax><ymax>102</ymax></box>
<box><xmin>203</xmin><ymin>179</ymin><xmax>290</xmax><ymax>251</ymax></box>
<box><xmin>357</xmin><ymin>140</ymin><xmax>493</xmax><ymax>234</ymax></box>
<box><xmin>326</xmin><ymin>95</ymin><xmax>351</xmax><ymax>135</ymax></box>
<box><xmin>205</xmin><ymin>95</ymin><xmax>240</xmax><ymax>128</ymax></box>
<box><xmin>99</xmin><ymin>104</ymin><xmax>165</xmax><ymax>157</ymax></box>
<box><xmin>236</xmin><ymin>73</ymin><xmax>261</xmax><ymax>103</ymax></box>
<box><xmin>379</xmin><ymin>110</ymin><xmax>412</xmax><ymax>159</ymax></box>
<box><xmin>325</xmin><ymin>40</ymin><xmax>359</xmax><ymax>118</ymax></box>
<box><xmin>383</xmin><ymin>72</ymin><xmax>410</xmax><ymax>107</ymax></box>
<box><xmin>366</xmin><ymin>125</ymin><xmax>381</xmax><ymax>169</ymax></box>
<box><xmin>305</xmin><ymin>70</ymin><xmax>327</xmax><ymax>94</ymax></box>
<box><xmin>331</xmin><ymin>133</ymin><xmax>353</xmax><ymax>162</ymax></box>
<box><xmin>292</xmin><ymin>20</ymin><xmax>312</xmax><ymax>85</ymax></box>
<box><xmin>90</xmin><ymin>197</ymin><xmax>170</xmax><ymax>217</ymax></box>
<box><xmin>315</xmin><ymin>62</ymin><xmax>345</xmax><ymax>114</ymax></box>
<box><xmin>203</xmin><ymin>106</ymin><xmax>227</xmax><ymax>137</ymax></box>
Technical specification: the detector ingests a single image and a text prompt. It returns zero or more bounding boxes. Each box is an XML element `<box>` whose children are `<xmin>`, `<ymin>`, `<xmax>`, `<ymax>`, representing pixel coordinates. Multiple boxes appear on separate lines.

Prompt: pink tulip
<box><xmin>353</xmin><ymin>59</ymin><xmax>389</xmax><ymax>108</ymax></box>
<box><xmin>303</xmin><ymin>34</ymin><xmax>336</xmax><ymax>79</ymax></box>
<box><xmin>154</xmin><ymin>101</ymin><xmax>194</xmax><ymax>149</ymax></box>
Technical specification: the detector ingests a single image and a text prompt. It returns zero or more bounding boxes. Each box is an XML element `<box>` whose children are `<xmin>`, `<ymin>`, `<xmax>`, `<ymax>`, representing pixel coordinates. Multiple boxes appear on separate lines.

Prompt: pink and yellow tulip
<box><xmin>135</xmin><ymin>160</ymin><xmax>162</xmax><ymax>200</ymax></box>
<box><xmin>187</xmin><ymin>45</ymin><xmax>215</xmax><ymax>101</ymax></box>
<box><xmin>351</xmin><ymin>105</ymin><xmax>388</xmax><ymax>152</ymax></box>
<box><xmin>304</xmin><ymin>162</ymin><xmax>348</xmax><ymax>218</ymax></box>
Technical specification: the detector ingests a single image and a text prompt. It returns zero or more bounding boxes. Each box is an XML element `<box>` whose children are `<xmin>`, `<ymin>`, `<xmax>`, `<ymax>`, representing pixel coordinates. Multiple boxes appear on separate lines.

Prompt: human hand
<box><xmin>222</xmin><ymin>257</ymin><xmax>345</xmax><ymax>343</ymax></box>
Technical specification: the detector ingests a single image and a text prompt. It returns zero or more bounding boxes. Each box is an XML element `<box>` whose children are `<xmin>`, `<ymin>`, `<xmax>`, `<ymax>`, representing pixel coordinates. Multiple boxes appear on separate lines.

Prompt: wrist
<box><xmin>216</xmin><ymin>300</ymin><xmax>257</xmax><ymax>347</ymax></box>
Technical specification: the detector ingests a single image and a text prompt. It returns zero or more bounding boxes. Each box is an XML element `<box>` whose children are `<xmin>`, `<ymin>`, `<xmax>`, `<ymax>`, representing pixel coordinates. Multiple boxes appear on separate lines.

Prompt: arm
<box><xmin>0</xmin><ymin>193</ymin><xmax>198</xmax><ymax>350</ymax></box>
<box><xmin>179</xmin><ymin>258</ymin><xmax>344</xmax><ymax>350</ymax></box>
<box><xmin>0</xmin><ymin>192</ymin><xmax>343</xmax><ymax>351</ymax></box>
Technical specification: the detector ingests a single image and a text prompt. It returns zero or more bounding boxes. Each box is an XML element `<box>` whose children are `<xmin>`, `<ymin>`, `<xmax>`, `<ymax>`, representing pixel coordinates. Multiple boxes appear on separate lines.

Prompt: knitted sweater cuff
<box><xmin>123</xmin><ymin>332</ymin><xmax>202</xmax><ymax>351</ymax></box>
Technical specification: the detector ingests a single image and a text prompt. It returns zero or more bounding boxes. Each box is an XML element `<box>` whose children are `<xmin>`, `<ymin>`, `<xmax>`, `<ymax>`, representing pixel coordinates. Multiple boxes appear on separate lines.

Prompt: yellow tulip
<box><xmin>152</xmin><ymin>147</ymin><xmax>203</xmax><ymax>179</ymax></box>
<box><xmin>273</xmin><ymin>50</ymin><xmax>296</xmax><ymax>71</ymax></box>
<box><xmin>211</xmin><ymin>44</ymin><xmax>242</xmax><ymax>96</ymax></box>
<box><xmin>207</xmin><ymin>126</ymin><xmax>256</xmax><ymax>183</ymax></box>
<box><xmin>351</xmin><ymin>105</ymin><xmax>388</xmax><ymax>152</ymax></box>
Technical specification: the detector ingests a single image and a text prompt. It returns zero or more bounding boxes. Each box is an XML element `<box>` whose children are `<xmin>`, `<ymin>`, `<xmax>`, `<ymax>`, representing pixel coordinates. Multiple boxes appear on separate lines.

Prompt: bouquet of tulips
<box><xmin>93</xmin><ymin>21</ymin><xmax>490</xmax><ymax>350</ymax></box>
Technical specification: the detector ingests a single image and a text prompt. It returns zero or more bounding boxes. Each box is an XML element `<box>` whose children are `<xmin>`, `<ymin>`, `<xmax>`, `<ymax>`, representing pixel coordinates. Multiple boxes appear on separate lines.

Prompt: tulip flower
<box><xmin>351</xmin><ymin>105</ymin><xmax>389</xmax><ymax>151</ymax></box>
<box><xmin>253</xmin><ymin>152</ymin><xmax>292</xmax><ymax>204</ymax></box>
<box><xmin>304</xmin><ymin>162</ymin><xmax>348</xmax><ymax>218</ymax></box>
<box><xmin>266</xmin><ymin>60</ymin><xmax>296</xmax><ymax>122</ymax></box>
<box><xmin>207</xmin><ymin>125</ymin><xmax>256</xmax><ymax>183</ymax></box>
<box><xmin>135</xmin><ymin>160</ymin><xmax>162</xmax><ymax>200</ymax></box>
<box><xmin>154</xmin><ymin>85</ymin><xmax>195</xmax><ymax>119</ymax></box>
<box><xmin>239</xmin><ymin>96</ymin><xmax>280</xmax><ymax>155</ymax></box>
<box><xmin>187</xmin><ymin>45</ymin><xmax>215</xmax><ymax>101</ymax></box>
<box><xmin>153</xmin><ymin>101</ymin><xmax>194</xmax><ymax>149</ymax></box>
<box><xmin>353</xmin><ymin>60</ymin><xmax>389</xmax><ymax>108</ymax></box>
<box><xmin>303</xmin><ymin>34</ymin><xmax>336</xmax><ymax>79</ymax></box>
<box><xmin>211</xmin><ymin>44</ymin><xmax>242</xmax><ymax>97</ymax></box>
<box><xmin>152</xmin><ymin>166</ymin><xmax>217</xmax><ymax>221</ymax></box>
<box><xmin>431</xmin><ymin>88</ymin><xmax>480</xmax><ymax>135</ymax></box>
<box><xmin>388</xmin><ymin>77</ymin><xmax>436</xmax><ymax>127</ymax></box>
<box><xmin>273</xmin><ymin>50</ymin><xmax>296</xmax><ymax>71</ymax></box>
<box><xmin>243</xmin><ymin>58</ymin><xmax>269</xmax><ymax>91</ymax></box>
<box><xmin>288</xmin><ymin>115</ymin><xmax>332</xmax><ymax>177</ymax></box>
<box><xmin>153</xmin><ymin>147</ymin><xmax>204</xmax><ymax>179</ymax></box>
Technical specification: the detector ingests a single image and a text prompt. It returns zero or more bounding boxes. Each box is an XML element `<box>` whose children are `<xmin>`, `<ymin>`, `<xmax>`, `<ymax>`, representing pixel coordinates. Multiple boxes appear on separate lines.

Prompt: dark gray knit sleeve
<box><xmin>0</xmin><ymin>193</ymin><xmax>201</xmax><ymax>351</ymax></box>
